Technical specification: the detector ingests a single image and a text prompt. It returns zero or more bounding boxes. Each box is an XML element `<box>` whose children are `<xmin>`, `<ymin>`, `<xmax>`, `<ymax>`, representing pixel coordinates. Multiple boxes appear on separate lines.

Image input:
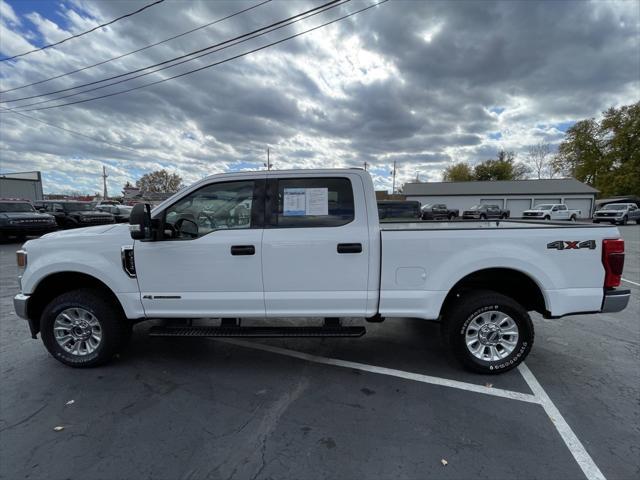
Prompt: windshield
<box><xmin>602</xmin><ymin>204</ymin><xmax>627</xmax><ymax>210</ymax></box>
<box><xmin>421</xmin><ymin>203</ymin><xmax>432</xmax><ymax>210</ymax></box>
<box><xmin>62</xmin><ymin>202</ymin><xmax>94</xmax><ymax>211</ymax></box>
<box><xmin>534</xmin><ymin>205</ymin><xmax>553</xmax><ymax>210</ymax></box>
<box><xmin>0</xmin><ymin>202</ymin><xmax>35</xmax><ymax>213</ymax></box>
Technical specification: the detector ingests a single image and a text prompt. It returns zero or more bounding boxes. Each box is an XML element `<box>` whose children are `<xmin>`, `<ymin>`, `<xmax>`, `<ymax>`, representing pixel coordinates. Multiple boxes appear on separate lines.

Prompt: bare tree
<box><xmin>527</xmin><ymin>142</ymin><xmax>553</xmax><ymax>179</ymax></box>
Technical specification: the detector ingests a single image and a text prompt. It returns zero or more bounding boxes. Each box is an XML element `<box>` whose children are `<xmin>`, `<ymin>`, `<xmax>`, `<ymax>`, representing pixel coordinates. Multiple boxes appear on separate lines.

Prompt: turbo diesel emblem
<box><xmin>547</xmin><ymin>240</ymin><xmax>596</xmax><ymax>250</ymax></box>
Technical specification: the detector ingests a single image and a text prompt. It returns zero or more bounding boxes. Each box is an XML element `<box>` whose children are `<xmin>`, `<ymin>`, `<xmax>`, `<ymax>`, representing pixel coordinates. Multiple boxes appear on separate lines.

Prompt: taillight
<box><xmin>602</xmin><ymin>239</ymin><xmax>624</xmax><ymax>288</ymax></box>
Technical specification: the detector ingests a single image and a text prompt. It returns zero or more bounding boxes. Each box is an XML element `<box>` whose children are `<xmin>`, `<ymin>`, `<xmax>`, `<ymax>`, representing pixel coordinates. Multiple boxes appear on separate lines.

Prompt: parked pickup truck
<box><xmin>421</xmin><ymin>203</ymin><xmax>459</xmax><ymax>221</ymax></box>
<box><xmin>462</xmin><ymin>204</ymin><xmax>509</xmax><ymax>220</ymax></box>
<box><xmin>593</xmin><ymin>203</ymin><xmax>640</xmax><ymax>225</ymax></box>
<box><xmin>522</xmin><ymin>204</ymin><xmax>580</xmax><ymax>221</ymax></box>
<box><xmin>13</xmin><ymin>169</ymin><xmax>629</xmax><ymax>374</ymax></box>
<box><xmin>0</xmin><ymin>200</ymin><xmax>57</xmax><ymax>241</ymax></box>
<box><xmin>35</xmin><ymin>201</ymin><xmax>115</xmax><ymax>229</ymax></box>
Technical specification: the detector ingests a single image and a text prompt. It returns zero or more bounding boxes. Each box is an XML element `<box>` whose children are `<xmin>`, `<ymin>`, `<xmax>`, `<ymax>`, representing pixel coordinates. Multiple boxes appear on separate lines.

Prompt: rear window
<box><xmin>272</xmin><ymin>177</ymin><xmax>354</xmax><ymax>228</ymax></box>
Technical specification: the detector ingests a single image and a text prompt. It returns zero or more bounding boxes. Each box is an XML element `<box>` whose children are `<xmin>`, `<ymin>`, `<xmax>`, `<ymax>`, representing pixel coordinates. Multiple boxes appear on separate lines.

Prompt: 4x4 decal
<box><xmin>547</xmin><ymin>240</ymin><xmax>596</xmax><ymax>250</ymax></box>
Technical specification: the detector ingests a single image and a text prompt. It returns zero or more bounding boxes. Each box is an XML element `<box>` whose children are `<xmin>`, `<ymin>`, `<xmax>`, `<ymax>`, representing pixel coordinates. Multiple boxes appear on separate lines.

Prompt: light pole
<box><xmin>390</xmin><ymin>160</ymin><xmax>397</xmax><ymax>194</ymax></box>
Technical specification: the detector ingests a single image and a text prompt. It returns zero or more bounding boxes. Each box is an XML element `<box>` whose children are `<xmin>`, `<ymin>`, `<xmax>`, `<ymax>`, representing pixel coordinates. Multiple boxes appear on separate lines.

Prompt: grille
<box><xmin>10</xmin><ymin>219</ymin><xmax>51</xmax><ymax>224</ymax></box>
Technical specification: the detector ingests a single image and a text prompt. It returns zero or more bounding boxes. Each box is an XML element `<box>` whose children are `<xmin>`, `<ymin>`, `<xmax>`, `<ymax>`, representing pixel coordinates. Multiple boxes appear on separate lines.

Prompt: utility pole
<box><xmin>390</xmin><ymin>160</ymin><xmax>397</xmax><ymax>195</ymax></box>
<box><xmin>363</xmin><ymin>161</ymin><xmax>368</xmax><ymax>171</ymax></box>
<box><xmin>264</xmin><ymin>148</ymin><xmax>272</xmax><ymax>170</ymax></box>
<box><xmin>102</xmin><ymin>165</ymin><xmax>108</xmax><ymax>199</ymax></box>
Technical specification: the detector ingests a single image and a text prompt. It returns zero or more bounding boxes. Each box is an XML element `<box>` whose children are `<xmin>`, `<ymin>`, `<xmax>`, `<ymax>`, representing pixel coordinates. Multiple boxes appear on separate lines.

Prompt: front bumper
<box><xmin>1</xmin><ymin>224</ymin><xmax>57</xmax><ymax>235</ymax></box>
<box><xmin>13</xmin><ymin>293</ymin><xmax>29</xmax><ymax>319</ymax></box>
<box><xmin>601</xmin><ymin>289</ymin><xmax>630</xmax><ymax>313</ymax></box>
<box><xmin>13</xmin><ymin>294</ymin><xmax>39</xmax><ymax>338</ymax></box>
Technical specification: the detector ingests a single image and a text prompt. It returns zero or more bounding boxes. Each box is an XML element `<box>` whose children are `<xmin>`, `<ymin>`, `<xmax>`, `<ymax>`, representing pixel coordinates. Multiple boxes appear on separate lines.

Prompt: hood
<box><xmin>0</xmin><ymin>212</ymin><xmax>55</xmax><ymax>221</ymax></box>
<box><xmin>40</xmin><ymin>223</ymin><xmax>125</xmax><ymax>239</ymax></box>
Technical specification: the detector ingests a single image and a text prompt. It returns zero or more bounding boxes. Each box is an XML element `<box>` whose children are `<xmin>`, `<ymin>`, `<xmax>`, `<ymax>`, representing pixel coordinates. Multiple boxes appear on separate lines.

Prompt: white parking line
<box><xmin>218</xmin><ymin>338</ymin><xmax>539</xmax><ymax>404</ymax></box>
<box><xmin>217</xmin><ymin>338</ymin><xmax>607</xmax><ymax>480</ymax></box>
<box><xmin>622</xmin><ymin>277</ymin><xmax>640</xmax><ymax>287</ymax></box>
<box><xmin>518</xmin><ymin>364</ymin><xmax>606</xmax><ymax>480</ymax></box>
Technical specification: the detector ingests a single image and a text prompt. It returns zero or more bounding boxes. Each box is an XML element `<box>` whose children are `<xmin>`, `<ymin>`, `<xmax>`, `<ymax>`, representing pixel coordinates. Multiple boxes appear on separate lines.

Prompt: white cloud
<box><xmin>0</xmin><ymin>0</ymin><xmax>638</xmax><ymax>194</ymax></box>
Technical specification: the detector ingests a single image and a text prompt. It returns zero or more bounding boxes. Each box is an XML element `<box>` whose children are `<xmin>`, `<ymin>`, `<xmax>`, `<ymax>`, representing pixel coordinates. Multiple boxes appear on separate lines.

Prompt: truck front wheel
<box><xmin>40</xmin><ymin>288</ymin><xmax>131</xmax><ymax>368</ymax></box>
<box><xmin>442</xmin><ymin>290</ymin><xmax>534</xmax><ymax>374</ymax></box>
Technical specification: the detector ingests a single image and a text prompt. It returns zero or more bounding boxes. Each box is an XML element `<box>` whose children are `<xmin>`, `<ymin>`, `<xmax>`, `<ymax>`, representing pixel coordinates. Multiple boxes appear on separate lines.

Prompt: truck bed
<box><xmin>378</xmin><ymin>220</ymin><xmax>619</xmax><ymax>319</ymax></box>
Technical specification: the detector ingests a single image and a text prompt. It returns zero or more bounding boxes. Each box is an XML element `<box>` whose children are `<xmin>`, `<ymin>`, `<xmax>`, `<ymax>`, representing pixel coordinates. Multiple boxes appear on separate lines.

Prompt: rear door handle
<box><xmin>231</xmin><ymin>245</ymin><xmax>255</xmax><ymax>256</ymax></box>
<box><xmin>337</xmin><ymin>243</ymin><xmax>362</xmax><ymax>254</ymax></box>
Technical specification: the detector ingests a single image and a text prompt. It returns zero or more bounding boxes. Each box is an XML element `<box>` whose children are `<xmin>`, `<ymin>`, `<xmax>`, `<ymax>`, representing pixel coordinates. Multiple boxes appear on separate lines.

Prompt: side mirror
<box><xmin>129</xmin><ymin>203</ymin><xmax>152</xmax><ymax>240</ymax></box>
<box><xmin>175</xmin><ymin>218</ymin><xmax>198</xmax><ymax>239</ymax></box>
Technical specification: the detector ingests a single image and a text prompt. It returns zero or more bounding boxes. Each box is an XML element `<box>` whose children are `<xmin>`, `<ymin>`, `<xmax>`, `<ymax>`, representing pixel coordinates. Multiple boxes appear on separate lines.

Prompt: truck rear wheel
<box><xmin>442</xmin><ymin>290</ymin><xmax>534</xmax><ymax>374</ymax></box>
<box><xmin>40</xmin><ymin>288</ymin><xmax>130</xmax><ymax>368</ymax></box>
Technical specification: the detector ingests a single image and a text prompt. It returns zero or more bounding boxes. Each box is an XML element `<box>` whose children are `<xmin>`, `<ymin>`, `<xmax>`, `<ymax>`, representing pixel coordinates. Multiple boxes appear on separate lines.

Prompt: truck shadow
<box><xmin>119</xmin><ymin>318</ymin><xmax>529</xmax><ymax>392</ymax></box>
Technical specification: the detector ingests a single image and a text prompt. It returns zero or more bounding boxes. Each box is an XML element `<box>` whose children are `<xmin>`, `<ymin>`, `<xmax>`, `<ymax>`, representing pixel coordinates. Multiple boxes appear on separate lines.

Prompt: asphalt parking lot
<box><xmin>0</xmin><ymin>227</ymin><xmax>638</xmax><ymax>480</ymax></box>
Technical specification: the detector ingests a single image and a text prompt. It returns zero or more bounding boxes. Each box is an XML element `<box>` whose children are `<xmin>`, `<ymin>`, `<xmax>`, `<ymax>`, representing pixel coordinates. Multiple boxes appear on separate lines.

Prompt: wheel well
<box><xmin>440</xmin><ymin>268</ymin><xmax>547</xmax><ymax>318</ymax></box>
<box><xmin>27</xmin><ymin>272</ymin><xmax>124</xmax><ymax>335</ymax></box>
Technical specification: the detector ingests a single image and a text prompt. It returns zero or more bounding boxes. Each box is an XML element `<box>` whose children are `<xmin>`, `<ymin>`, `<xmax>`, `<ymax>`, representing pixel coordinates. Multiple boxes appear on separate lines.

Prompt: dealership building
<box><xmin>403</xmin><ymin>178</ymin><xmax>598</xmax><ymax>218</ymax></box>
<box><xmin>0</xmin><ymin>171</ymin><xmax>44</xmax><ymax>202</ymax></box>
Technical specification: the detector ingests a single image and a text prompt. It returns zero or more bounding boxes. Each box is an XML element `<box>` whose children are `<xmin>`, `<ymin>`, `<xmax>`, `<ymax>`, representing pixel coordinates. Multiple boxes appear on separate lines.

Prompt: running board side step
<box><xmin>148</xmin><ymin>325</ymin><xmax>366</xmax><ymax>338</ymax></box>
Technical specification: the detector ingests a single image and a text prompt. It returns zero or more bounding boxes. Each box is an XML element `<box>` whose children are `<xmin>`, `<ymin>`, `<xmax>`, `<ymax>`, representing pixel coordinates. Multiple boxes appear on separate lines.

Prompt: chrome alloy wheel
<box><xmin>54</xmin><ymin>307</ymin><xmax>102</xmax><ymax>356</ymax></box>
<box><xmin>465</xmin><ymin>310</ymin><xmax>519</xmax><ymax>362</ymax></box>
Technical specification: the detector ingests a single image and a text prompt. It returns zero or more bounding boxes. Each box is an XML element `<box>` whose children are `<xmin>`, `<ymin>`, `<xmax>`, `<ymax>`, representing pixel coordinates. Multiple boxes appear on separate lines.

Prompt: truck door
<box><xmin>262</xmin><ymin>174</ymin><xmax>370</xmax><ymax>317</ymax></box>
<box><xmin>555</xmin><ymin>205</ymin><xmax>569</xmax><ymax>220</ymax></box>
<box><xmin>133</xmin><ymin>178</ymin><xmax>266</xmax><ymax>318</ymax></box>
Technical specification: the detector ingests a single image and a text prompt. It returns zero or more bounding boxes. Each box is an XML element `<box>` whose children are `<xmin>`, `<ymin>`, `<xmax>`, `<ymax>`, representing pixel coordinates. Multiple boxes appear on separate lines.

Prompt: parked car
<box><xmin>593</xmin><ymin>203</ymin><xmax>640</xmax><ymax>225</ymax></box>
<box><xmin>377</xmin><ymin>200</ymin><xmax>421</xmax><ymax>221</ymax></box>
<box><xmin>13</xmin><ymin>169</ymin><xmax>629</xmax><ymax>374</ymax></box>
<box><xmin>96</xmin><ymin>205</ymin><xmax>133</xmax><ymax>223</ymax></box>
<box><xmin>36</xmin><ymin>200</ymin><xmax>115</xmax><ymax>228</ymax></box>
<box><xmin>462</xmin><ymin>204</ymin><xmax>509</xmax><ymax>219</ymax></box>
<box><xmin>421</xmin><ymin>203</ymin><xmax>459</xmax><ymax>220</ymax></box>
<box><xmin>522</xmin><ymin>204</ymin><xmax>580</xmax><ymax>221</ymax></box>
<box><xmin>0</xmin><ymin>200</ymin><xmax>57</xmax><ymax>240</ymax></box>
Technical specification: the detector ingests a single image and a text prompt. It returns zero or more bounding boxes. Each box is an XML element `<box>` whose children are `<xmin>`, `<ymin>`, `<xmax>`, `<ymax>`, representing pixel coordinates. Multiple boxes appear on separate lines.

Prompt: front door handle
<box><xmin>231</xmin><ymin>245</ymin><xmax>255</xmax><ymax>256</ymax></box>
<box><xmin>337</xmin><ymin>243</ymin><xmax>362</xmax><ymax>254</ymax></box>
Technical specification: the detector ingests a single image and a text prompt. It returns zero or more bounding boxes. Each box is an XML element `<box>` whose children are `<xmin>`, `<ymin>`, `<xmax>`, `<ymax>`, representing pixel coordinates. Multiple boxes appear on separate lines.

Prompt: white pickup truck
<box><xmin>13</xmin><ymin>169</ymin><xmax>630</xmax><ymax>374</ymax></box>
<box><xmin>522</xmin><ymin>203</ymin><xmax>581</xmax><ymax>221</ymax></box>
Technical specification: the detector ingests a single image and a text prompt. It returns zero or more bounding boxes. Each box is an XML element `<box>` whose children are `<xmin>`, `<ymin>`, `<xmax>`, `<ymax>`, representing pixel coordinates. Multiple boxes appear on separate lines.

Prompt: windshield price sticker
<box><xmin>283</xmin><ymin>188</ymin><xmax>328</xmax><ymax>216</ymax></box>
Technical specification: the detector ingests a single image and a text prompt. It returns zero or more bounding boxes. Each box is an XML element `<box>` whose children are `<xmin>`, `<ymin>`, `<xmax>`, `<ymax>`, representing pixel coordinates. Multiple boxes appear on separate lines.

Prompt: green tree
<box><xmin>136</xmin><ymin>169</ymin><xmax>183</xmax><ymax>193</ymax></box>
<box><xmin>553</xmin><ymin>102</ymin><xmax>639</xmax><ymax>196</ymax></box>
<box><xmin>473</xmin><ymin>150</ymin><xmax>530</xmax><ymax>180</ymax></box>
<box><xmin>442</xmin><ymin>162</ymin><xmax>474</xmax><ymax>181</ymax></box>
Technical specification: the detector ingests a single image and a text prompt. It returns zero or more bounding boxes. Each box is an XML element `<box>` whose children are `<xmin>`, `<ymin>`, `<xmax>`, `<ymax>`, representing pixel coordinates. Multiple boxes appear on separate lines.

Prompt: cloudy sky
<box><xmin>0</xmin><ymin>0</ymin><xmax>638</xmax><ymax>195</ymax></box>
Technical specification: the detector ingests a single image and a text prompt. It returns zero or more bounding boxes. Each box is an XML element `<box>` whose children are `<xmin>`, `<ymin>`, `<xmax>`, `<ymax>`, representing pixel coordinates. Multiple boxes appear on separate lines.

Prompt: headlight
<box><xmin>16</xmin><ymin>249</ymin><xmax>27</xmax><ymax>269</ymax></box>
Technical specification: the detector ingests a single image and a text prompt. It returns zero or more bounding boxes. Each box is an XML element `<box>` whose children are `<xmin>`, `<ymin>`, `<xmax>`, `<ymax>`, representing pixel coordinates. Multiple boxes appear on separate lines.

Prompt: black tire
<box><xmin>570</xmin><ymin>215</ymin><xmax>577</xmax><ymax>222</ymax></box>
<box><xmin>40</xmin><ymin>288</ymin><xmax>130</xmax><ymax>368</ymax></box>
<box><xmin>593</xmin><ymin>220</ymin><xmax>600</xmax><ymax>223</ymax></box>
<box><xmin>544</xmin><ymin>215</ymin><xmax>550</xmax><ymax>220</ymax></box>
<box><xmin>620</xmin><ymin>216</ymin><xmax>628</xmax><ymax>226</ymax></box>
<box><xmin>442</xmin><ymin>290</ymin><xmax>534</xmax><ymax>374</ymax></box>
<box><xmin>479</xmin><ymin>214</ymin><xmax>487</xmax><ymax>220</ymax></box>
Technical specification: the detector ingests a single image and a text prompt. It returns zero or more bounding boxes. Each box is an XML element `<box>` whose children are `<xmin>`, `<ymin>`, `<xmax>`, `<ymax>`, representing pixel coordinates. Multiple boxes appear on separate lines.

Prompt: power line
<box><xmin>7</xmin><ymin>0</ymin><xmax>351</xmax><ymax>111</ymax></box>
<box><xmin>0</xmin><ymin>0</ymin><xmax>272</xmax><ymax>94</ymax></box>
<box><xmin>9</xmin><ymin>0</ymin><xmax>388</xmax><ymax>114</ymax></box>
<box><xmin>0</xmin><ymin>0</ymin><xmax>166</xmax><ymax>62</ymax></box>
<box><xmin>0</xmin><ymin>106</ymin><xmax>146</xmax><ymax>155</ymax></box>
<box><xmin>1</xmin><ymin>0</ymin><xmax>343</xmax><ymax>105</ymax></box>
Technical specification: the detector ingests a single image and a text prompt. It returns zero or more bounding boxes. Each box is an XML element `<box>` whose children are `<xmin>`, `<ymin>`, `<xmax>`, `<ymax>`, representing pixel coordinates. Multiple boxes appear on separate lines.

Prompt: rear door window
<box><xmin>269</xmin><ymin>177</ymin><xmax>354</xmax><ymax>228</ymax></box>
